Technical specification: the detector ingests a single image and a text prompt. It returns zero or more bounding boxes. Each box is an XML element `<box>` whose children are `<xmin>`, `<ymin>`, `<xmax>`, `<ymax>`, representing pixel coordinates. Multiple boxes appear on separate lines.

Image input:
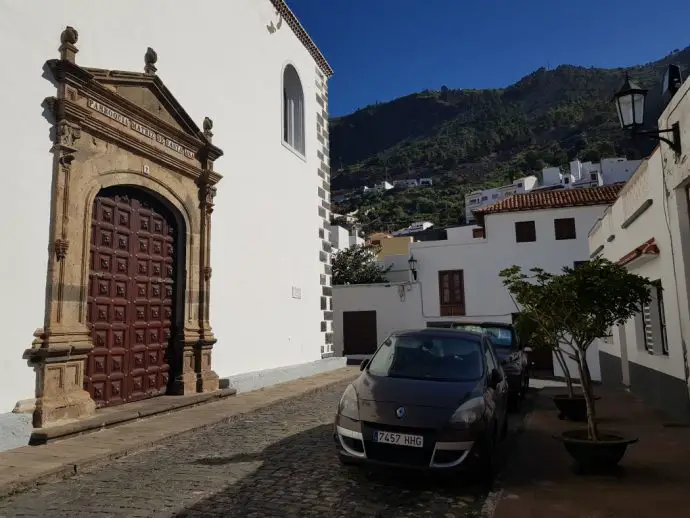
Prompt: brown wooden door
<box><xmin>343</xmin><ymin>311</ymin><xmax>378</xmax><ymax>355</ymax></box>
<box><xmin>85</xmin><ymin>187</ymin><xmax>177</xmax><ymax>408</ymax></box>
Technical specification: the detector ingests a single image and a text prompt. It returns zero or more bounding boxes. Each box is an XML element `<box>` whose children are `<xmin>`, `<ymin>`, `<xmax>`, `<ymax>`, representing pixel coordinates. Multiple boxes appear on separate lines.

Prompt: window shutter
<box><xmin>515</xmin><ymin>221</ymin><xmax>536</xmax><ymax>242</ymax></box>
<box><xmin>438</xmin><ymin>270</ymin><xmax>465</xmax><ymax>316</ymax></box>
<box><xmin>656</xmin><ymin>283</ymin><xmax>668</xmax><ymax>355</ymax></box>
<box><xmin>454</xmin><ymin>270</ymin><xmax>465</xmax><ymax>314</ymax></box>
<box><xmin>641</xmin><ymin>301</ymin><xmax>654</xmax><ymax>352</ymax></box>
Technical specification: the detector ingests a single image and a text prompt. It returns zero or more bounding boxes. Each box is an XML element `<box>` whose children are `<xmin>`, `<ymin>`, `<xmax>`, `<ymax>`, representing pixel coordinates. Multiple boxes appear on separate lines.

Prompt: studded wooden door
<box><xmin>85</xmin><ymin>186</ymin><xmax>178</xmax><ymax>408</ymax></box>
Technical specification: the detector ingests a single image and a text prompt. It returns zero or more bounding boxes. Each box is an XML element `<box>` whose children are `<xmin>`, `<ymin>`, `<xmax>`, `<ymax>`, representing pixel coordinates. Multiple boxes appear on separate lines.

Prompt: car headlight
<box><xmin>338</xmin><ymin>384</ymin><xmax>359</xmax><ymax>420</ymax></box>
<box><xmin>449</xmin><ymin>396</ymin><xmax>486</xmax><ymax>425</ymax></box>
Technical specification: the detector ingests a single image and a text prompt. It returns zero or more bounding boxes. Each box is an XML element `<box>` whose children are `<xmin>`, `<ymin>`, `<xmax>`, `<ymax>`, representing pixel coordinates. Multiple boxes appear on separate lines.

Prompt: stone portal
<box><xmin>24</xmin><ymin>27</ymin><xmax>224</xmax><ymax>427</ymax></box>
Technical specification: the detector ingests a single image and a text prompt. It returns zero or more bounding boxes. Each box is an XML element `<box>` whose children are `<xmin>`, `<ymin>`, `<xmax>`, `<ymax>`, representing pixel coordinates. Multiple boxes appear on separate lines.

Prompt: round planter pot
<box><xmin>557</xmin><ymin>429</ymin><xmax>638</xmax><ymax>471</ymax></box>
<box><xmin>552</xmin><ymin>394</ymin><xmax>601</xmax><ymax>422</ymax></box>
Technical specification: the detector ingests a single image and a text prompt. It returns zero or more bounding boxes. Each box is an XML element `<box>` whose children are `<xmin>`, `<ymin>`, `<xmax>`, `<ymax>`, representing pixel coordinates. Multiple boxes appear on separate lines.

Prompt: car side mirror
<box><xmin>489</xmin><ymin>368</ymin><xmax>503</xmax><ymax>388</ymax></box>
<box><xmin>360</xmin><ymin>359</ymin><xmax>370</xmax><ymax>371</ymax></box>
<box><xmin>523</xmin><ymin>347</ymin><xmax>533</xmax><ymax>353</ymax></box>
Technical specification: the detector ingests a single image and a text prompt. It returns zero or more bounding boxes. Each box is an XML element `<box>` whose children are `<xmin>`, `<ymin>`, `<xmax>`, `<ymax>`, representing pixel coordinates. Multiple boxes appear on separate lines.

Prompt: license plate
<box><xmin>373</xmin><ymin>431</ymin><xmax>424</xmax><ymax>448</ymax></box>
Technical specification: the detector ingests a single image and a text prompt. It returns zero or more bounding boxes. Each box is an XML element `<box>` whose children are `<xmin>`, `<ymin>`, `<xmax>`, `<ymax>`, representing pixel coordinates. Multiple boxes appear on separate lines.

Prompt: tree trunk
<box><xmin>576</xmin><ymin>348</ymin><xmax>599</xmax><ymax>441</ymax></box>
<box><xmin>553</xmin><ymin>347</ymin><xmax>574</xmax><ymax>398</ymax></box>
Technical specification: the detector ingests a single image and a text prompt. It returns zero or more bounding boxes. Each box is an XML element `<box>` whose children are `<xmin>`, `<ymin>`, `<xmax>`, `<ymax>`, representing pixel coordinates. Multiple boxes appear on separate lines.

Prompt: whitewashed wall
<box><xmin>411</xmin><ymin>206</ymin><xmax>609</xmax><ymax>380</ymax></box>
<box><xmin>0</xmin><ymin>0</ymin><xmax>327</xmax><ymax>412</ymax></box>
<box><xmin>590</xmin><ymin>76</ymin><xmax>690</xmax><ymax>391</ymax></box>
<box><xmin>589</xmin><ymin>152</ymin><xmax>687</xmax><ymax>382</ymax></box>
<box><xmin>332</xmin><ymin>283</ymin><xmax>424</xmax><ymax>356</ymax></box>
<box><xmin>659</xmin><ymin>76</ymin><xmax>690</xmax><ymax>383</ymax></box>
<box><xmin>379</xmin><ymin>255</ymin><xmax>412</xmax><ymax>283</ymax></box>
<box><xmin>412</xmin><ymin>206</ymin><xmax>607</xmax><ymax>320</ymax></box>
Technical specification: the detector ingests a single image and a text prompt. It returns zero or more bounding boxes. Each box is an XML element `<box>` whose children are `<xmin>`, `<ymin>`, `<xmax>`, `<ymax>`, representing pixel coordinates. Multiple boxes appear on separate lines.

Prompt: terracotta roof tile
<box><xmin>473</xmin><ymin>183</ymin><xmax>624</xmax><ymax>217</ymax></box>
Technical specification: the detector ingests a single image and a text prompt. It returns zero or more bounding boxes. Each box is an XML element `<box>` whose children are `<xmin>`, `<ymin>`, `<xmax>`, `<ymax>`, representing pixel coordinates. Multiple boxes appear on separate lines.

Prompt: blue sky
<box><xmin>288</xmin><ymin>0</ymin><xmax>690</xmax><ymax>117</ymax></box>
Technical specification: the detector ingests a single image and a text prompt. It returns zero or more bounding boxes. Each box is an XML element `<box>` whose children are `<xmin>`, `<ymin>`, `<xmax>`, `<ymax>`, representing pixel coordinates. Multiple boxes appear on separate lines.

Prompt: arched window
<box><xmin>282</xmin><ymin>64</ymin><xmax>305</xmax><ymax>155</ymax></box>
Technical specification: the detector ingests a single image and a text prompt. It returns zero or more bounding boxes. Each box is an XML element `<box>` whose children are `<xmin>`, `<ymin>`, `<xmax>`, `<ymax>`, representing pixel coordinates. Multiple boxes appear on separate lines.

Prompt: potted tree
<box><xmin>503</xmin><ymin>267</ymin><xmax>589</xmax><ymax>421</ymax></box>
<box><xmin>501</xmin><ymin>259</ymin><xmax>651</xmax><ymax>470</ymax></box>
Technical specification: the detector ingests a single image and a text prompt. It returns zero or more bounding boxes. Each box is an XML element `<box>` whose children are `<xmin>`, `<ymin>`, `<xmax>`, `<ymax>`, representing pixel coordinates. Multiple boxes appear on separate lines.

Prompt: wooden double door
<box><xmin>84</xmin><ymin>186</ymin><xmax>179</xmax><ymax>408</ymax></box>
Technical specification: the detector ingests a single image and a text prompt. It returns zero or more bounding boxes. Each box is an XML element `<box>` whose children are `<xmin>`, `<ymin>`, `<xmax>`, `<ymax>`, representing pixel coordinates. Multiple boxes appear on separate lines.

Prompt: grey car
<box><xmin>428</xmin><ymin>321</ymin><xmax>532</xmax><ymax>408</ymax></box>
<box><xmin>334</xmin><ymin>328</ymin><xmax>509</xmax><ymax>482</ymax></box>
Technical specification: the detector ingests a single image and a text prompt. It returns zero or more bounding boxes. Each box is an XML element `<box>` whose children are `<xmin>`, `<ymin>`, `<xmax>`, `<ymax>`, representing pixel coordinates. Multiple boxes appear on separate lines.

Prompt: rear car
<box><xmin>334</xmin><ymin>328</ymin><xmax>509</xmax><ymax>482</ymax></box>
<box><xmin>429</xmin><ymin>321</ymin><xmax>531</xmax><ymax>408</ymax></box>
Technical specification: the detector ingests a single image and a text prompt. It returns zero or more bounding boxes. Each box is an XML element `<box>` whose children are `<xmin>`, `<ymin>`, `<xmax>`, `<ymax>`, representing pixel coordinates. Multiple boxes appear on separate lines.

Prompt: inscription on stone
<box><xmin>87</xmin><ymin>98</ymin><xmax>195</xmax><ymax>159</ymax></box>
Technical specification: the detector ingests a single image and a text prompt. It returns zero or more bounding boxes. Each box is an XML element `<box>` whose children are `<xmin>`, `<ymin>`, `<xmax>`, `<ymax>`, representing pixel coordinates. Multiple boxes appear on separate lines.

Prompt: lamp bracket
<box><xmin>633</xmin><ymin>122</ymin><xmax>682</xmax><ymax>155</ymax></box>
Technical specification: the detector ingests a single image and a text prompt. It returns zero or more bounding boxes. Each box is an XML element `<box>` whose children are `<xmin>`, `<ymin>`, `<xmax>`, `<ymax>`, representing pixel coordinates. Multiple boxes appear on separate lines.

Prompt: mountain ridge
<box><xmin>328</xmin><ymin>45</ymin><xmax>690</xmax><ymax>233</ymax></box>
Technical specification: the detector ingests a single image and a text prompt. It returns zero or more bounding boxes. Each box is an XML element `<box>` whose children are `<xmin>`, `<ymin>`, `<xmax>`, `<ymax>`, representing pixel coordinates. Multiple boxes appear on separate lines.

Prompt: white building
<box><xmin>465</xmin><ymin>158</ymin><xmax>642</xmax><ymax>224</ymax></box>
<box><xmin>373</xmin><ymin>181</ymin><xmax>394</xmax><ymax>192</ymax></box>
<box><xmin>334</xmin><ymin>185</ymin><xmax>623</xmax><ymax>379</ymax></box>
<box><xmin>392</xmin><ymin>178</ymin><xmax>431</xmax><ymax>189</ymax></box>
<box><xmin>330</xmin><ymin>225</ymin><xmax>364</xmax><ymax>253</ymax></box>
<box><xmin>465</xmin><ymin>175</ymin><xmax>539</xmax><ymax>223</ymax></box>
<box><xmin>393</xmin><ymin>221</ymin><xmax>434</xmax><ymax>236</ymax></box>
<box><xmin>0</xmin><ymin>0</ymin><xmax>341</xmax><ymax>445</ymax></box>
<box><xmin>589</xmin><ymin>77</ymin><xmax>690</xmax><ymax>422</ymax></box>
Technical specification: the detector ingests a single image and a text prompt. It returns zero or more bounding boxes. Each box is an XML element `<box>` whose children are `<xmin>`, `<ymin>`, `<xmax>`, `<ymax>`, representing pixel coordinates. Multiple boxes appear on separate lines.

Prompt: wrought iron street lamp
<box><xmin>613</xmin><ymin>73</ymin><xmax>681</xmax><ymax>154</ymax></box>
<box><xmin>408</xmin><ymin>255</ymin><xmax>418</xmax><ymax>281</ymax></box>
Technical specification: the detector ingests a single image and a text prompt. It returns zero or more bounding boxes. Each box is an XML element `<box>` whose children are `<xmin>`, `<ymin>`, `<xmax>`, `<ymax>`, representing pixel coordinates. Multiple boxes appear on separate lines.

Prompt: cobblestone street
<box><xmin>0</xmin><ymin>379</ymin><xmax>514</xmax><ymax>517</ymax></box>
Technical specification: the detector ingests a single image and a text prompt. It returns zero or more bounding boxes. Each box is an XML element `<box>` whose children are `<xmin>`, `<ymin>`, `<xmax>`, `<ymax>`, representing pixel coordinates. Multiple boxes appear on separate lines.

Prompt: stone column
<box><xmin>195</xmin><ymin>177</ymin><xmax>220</xmax><ymax>392</ymax></box>
<box><xmin>194</xmin><ymin>117</ymin><xmax>220</xmax><ymax>393</ymax></box>
<box><xmin>24</xmin><ymin>26</ymin><xmax>96</xmax><ymax>428</ymax></box>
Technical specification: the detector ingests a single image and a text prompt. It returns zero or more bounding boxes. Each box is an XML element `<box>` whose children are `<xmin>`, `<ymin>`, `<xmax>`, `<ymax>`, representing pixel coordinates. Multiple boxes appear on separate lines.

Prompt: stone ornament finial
<box><xmin>61</xmin><ymin>26</ymin><xmax>78</xmax><ymax>45</ymax></box>
<box><xmin>145</xmin><ymin>47</ymin><xmax>158</xmax><ymax>74</ymax></box>
<box><xmin>59</xmin><ymin>26</ymin><xmax>79</xmax><ymax>63</ymax></box>
<box><xmin>203</xmin><ymin>117</ymin><xmax>214</xmax><ymax>140</ymax></box>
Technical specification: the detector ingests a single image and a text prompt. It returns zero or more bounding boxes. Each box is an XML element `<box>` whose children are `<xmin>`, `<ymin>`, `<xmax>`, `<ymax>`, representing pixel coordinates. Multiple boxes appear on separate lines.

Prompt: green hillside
<box><xmin>329</xmin><ymin>46</ymin><xmax>690</xmax><ymax>233</ymax></box>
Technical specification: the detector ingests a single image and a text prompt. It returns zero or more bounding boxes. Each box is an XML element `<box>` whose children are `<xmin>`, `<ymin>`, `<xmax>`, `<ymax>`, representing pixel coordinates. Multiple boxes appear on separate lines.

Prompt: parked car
<box><xmin>334</xmin><ymin>328</ymin><xmax>509</xmax><ymax>482</ymax></box>
<box><xmin>428</xmin><ymin>321</ymin><xmax>531</xmax><ymax>408</ymax></box>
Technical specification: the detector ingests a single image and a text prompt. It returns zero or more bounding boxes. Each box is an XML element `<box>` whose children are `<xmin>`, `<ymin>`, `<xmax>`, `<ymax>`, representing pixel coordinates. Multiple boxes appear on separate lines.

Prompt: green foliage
<box><xmin>514</xmin><ymin>312</ymin><xmax>551</xmax><ymax>352</ymax></box>
<box><xmin>329</xmin><ymin>48</ymin><xmax>690</xmax><ymax>232</ymax></box>
<box><xmin>501</xmin><ymin>259</ymin><xmax>651</xmax><ymax>352</ymax></box>
<box><xmin>500</xmin><ymin>258</ymin><xmax>652</xmax><ymax>440</ymax></box>
<box><xmin>332</xmin><ymin>244</ymin><xmax>391</xmax><ymax>285</ymax></box>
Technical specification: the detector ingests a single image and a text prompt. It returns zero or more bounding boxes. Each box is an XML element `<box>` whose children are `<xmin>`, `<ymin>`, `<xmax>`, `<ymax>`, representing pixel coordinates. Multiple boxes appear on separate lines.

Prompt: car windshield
<box><xmin>367</xmin><ymin>333</ymin><xmax>484</xmax><ymax>382</ymax></box>
<box><xmin>453</xmin><ymin>324</ymin><xmax>516</xmax><ymax>349</ymax></box>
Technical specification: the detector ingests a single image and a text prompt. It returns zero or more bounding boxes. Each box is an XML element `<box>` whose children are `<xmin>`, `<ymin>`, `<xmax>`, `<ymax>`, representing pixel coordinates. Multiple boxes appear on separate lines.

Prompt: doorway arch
<box><xmin>84</xmin><ymin>185</ymin><xmax>186</xmax><ymax>407</ymax></box>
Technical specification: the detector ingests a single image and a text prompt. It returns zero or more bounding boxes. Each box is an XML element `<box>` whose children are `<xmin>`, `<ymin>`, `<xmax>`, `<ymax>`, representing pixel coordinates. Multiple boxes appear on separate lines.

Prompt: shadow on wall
<box><xmin>175</xmin><ymin>424</ymin><xmax>487</xmax><ymax>517</ymax></box>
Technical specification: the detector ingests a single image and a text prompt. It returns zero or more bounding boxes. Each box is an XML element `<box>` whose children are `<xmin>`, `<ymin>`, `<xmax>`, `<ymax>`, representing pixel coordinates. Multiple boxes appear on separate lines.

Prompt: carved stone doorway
<box><xmin>25</xmin><ymin>27</ymin><xmax>225</xmax><ymax>429</ymax></box>
<box><xmin>85</xmin><ymin>186</ymin><xmax>183</xmax><ymax>407</ymax></box>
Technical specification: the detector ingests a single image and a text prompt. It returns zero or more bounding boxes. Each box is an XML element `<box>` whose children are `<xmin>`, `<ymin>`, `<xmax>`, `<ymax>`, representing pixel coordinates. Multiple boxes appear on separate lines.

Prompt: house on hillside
<box><xmin>373</xmin><ymin>181</ymin><xmax>394</xmax><ymax>192</ymax></box>
<box><xmin>589</xmin><ymin>75</ymin><xmax>690</xmax><ymax>422</ymax></box>
<box><xmin>393</xmin><ymin>221</ymin><xmax>434</xmax><ymax>236</ymax></box>
<box><xmin>466</xmin><ymin>158</ymin><xmax>642</xmax><ymax>224</ymax></box>
<box><xmin>465</xmin><ymin>175</ymin><xmax>539</xmax><ymax>223</ymax></box>
<box><xmin>0</xmin><ymin>0</ymin><xmax>338</xmax><ymax>447</ymax></box>
<box><xmin>330</xmin><ymin>225</ymin><xmax>364</xmax><ymax>253</ymax></box>
<box><xmin>333</xmin><ymin>184</ymin><xmax>625</xmax><ymax>380</ymax></box>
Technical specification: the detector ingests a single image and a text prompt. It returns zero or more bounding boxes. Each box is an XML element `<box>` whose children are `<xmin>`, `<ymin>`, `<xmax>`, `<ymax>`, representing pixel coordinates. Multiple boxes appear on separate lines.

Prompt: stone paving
<box><xmin>0</xmin><ymin>379</ymin><xmax>512</xmax><ymax>518</ymax></box>
<box><xmin>493</xmin><ymin>384</ymin><xmax>690</xmax><ymax>518</ymax></box>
